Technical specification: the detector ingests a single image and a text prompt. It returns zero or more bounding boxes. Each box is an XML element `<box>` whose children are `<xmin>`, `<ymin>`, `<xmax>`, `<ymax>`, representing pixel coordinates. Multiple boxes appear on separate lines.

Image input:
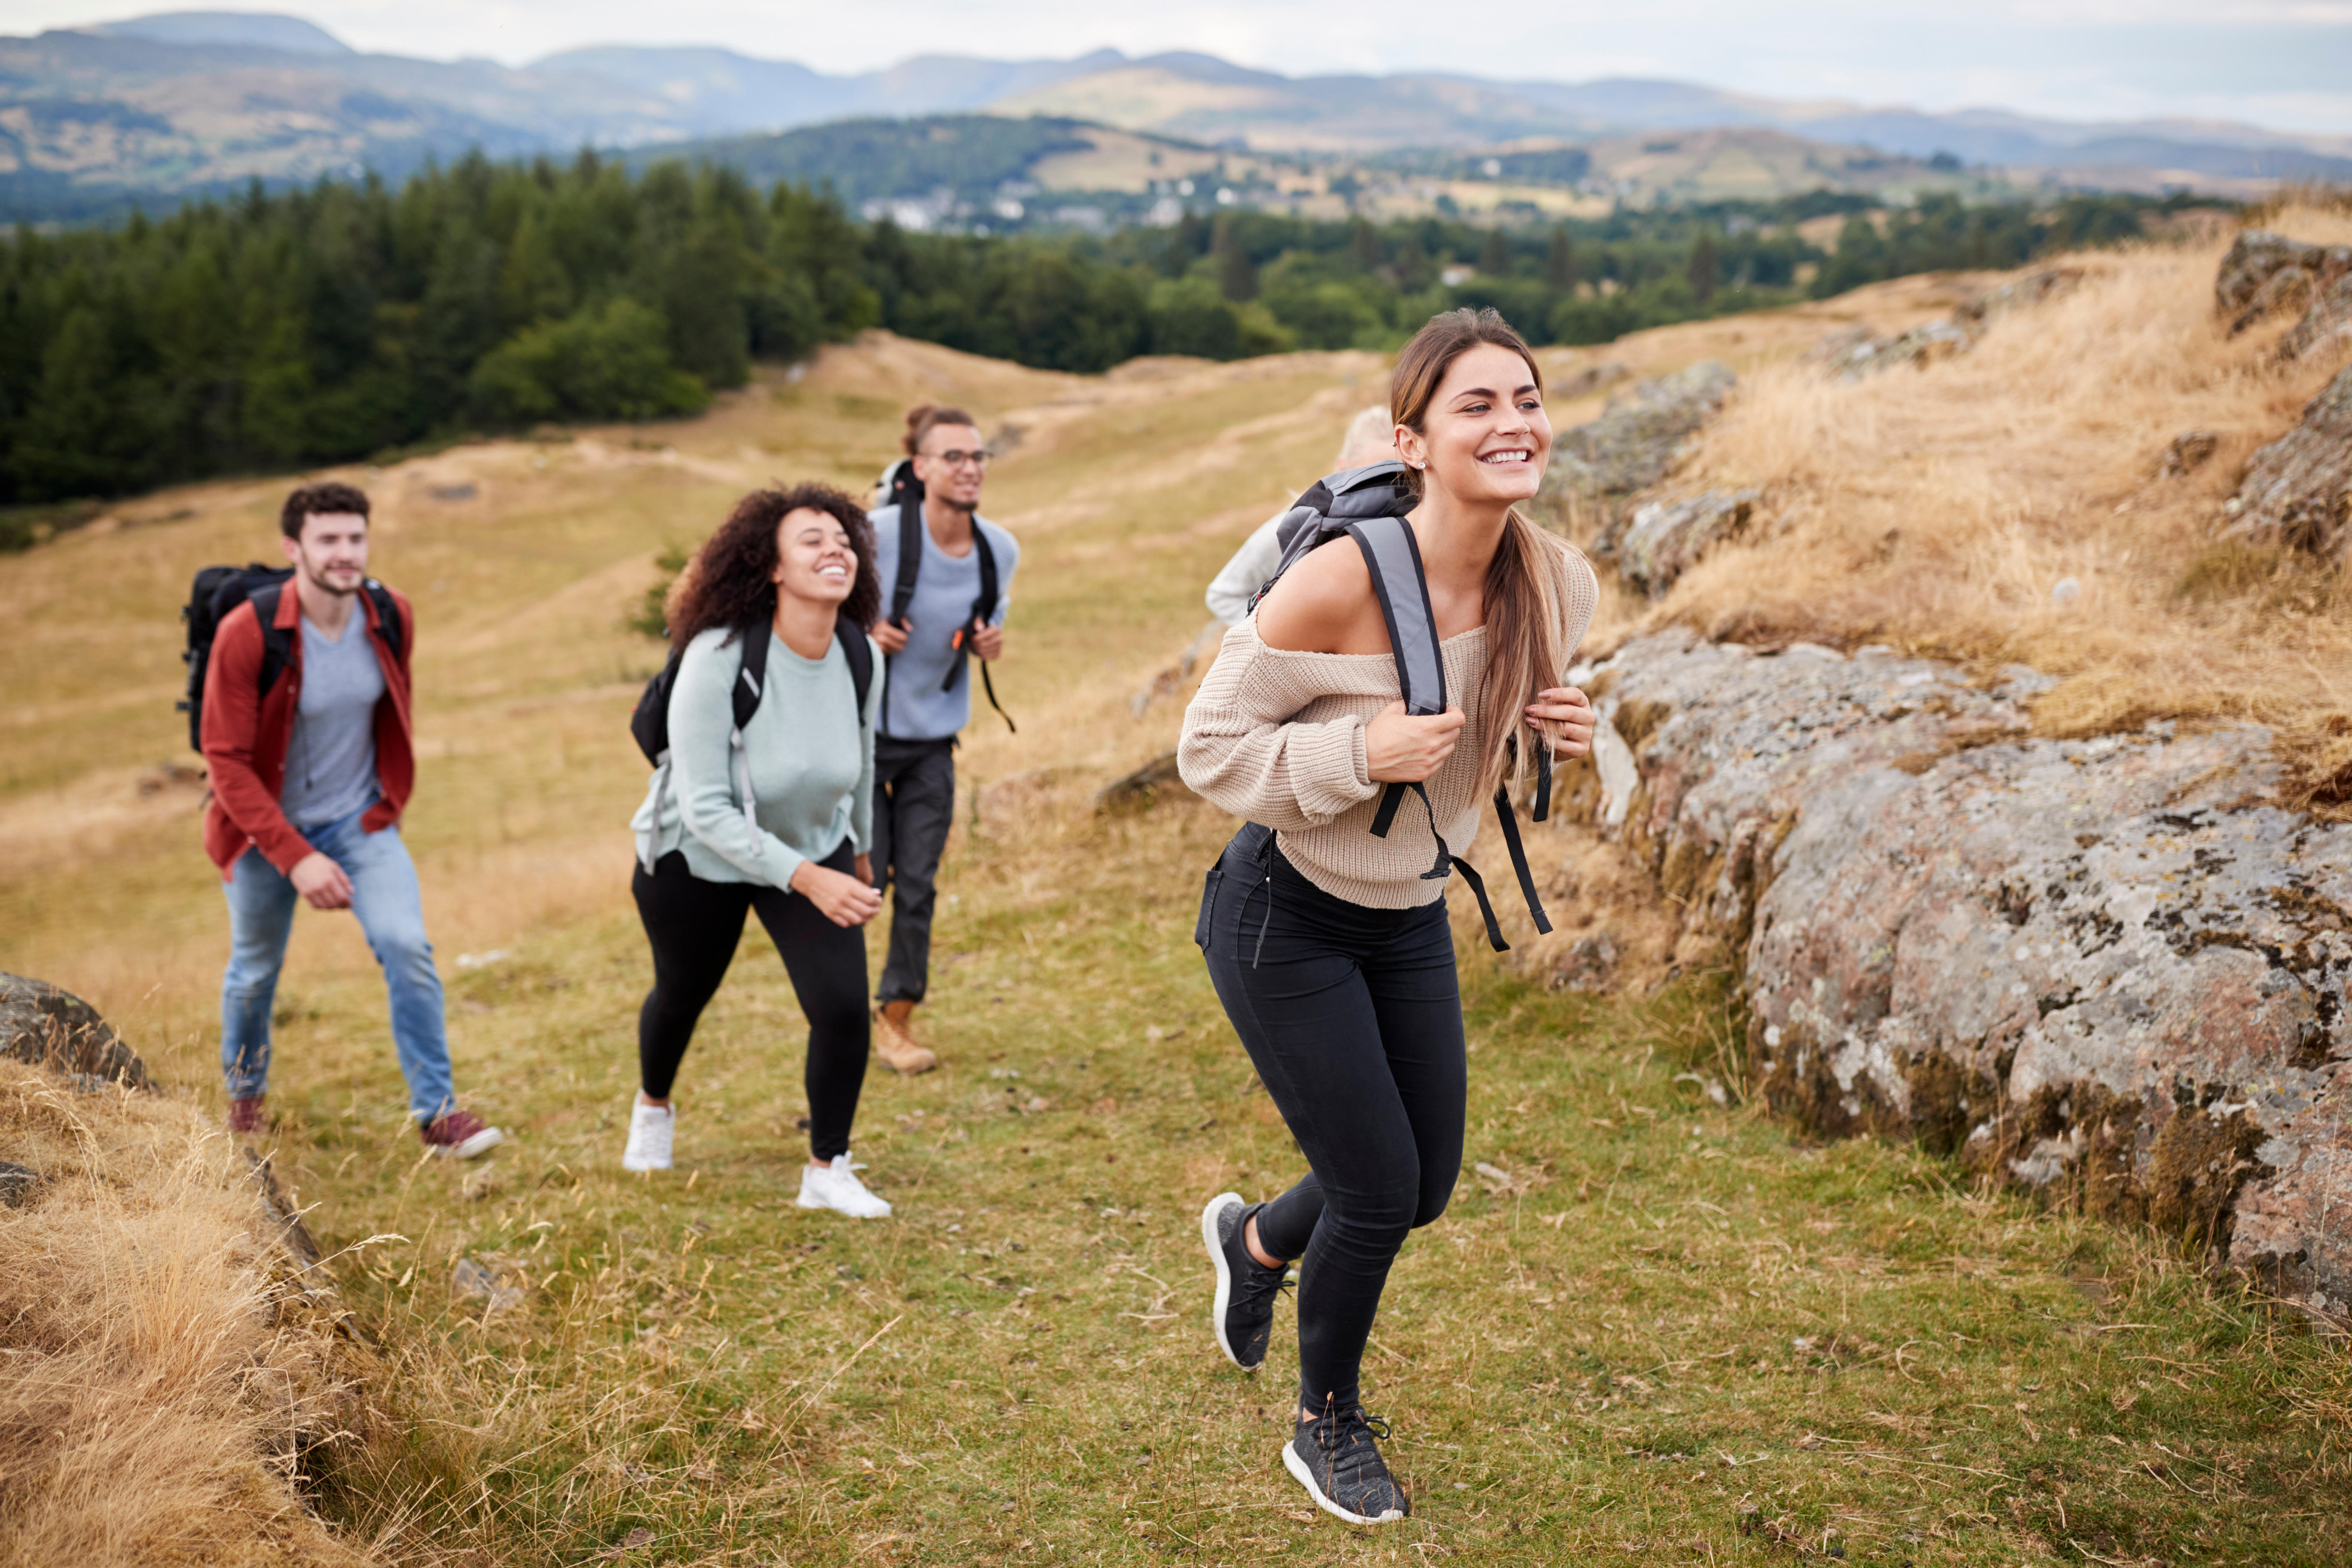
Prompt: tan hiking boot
<box><xmin>873</xmin><ymin>1002</ymin><xmax>939</xmax><ymax>1074</ymax></box>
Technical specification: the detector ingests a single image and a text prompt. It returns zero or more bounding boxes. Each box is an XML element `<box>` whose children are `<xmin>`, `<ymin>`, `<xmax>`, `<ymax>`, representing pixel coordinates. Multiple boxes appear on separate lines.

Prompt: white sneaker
<box><xmin>798</xmin><ymin>1153</ymin><xmax>891</xmax><ymax>1219</ymax></box>
<box><xmin>622</xmin><ymin>1099</ymin><xmax>673</xmax><ymax>1172</ymax></box>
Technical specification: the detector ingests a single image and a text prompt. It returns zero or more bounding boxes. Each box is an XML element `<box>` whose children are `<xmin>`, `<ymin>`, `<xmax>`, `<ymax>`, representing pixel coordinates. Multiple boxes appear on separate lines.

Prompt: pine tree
<box><xmin>1687</xmin><ymin>229</ymin><xmax>1720</xmax><ymax>306</ymax></box>
<box><xmin>1479</xmin><ymin>226</ymin><xmax>1510</xmax><ymax>277</ymax></box>
<box><xmin>1546</xmin><ymin>225</ymin><xmax>1575</xmax><ymax>291</ymax></box>
<box><xmin>1212</xmin><ymin>214</ymin><xmax>1256</xmax><ymax>302</ymax></box>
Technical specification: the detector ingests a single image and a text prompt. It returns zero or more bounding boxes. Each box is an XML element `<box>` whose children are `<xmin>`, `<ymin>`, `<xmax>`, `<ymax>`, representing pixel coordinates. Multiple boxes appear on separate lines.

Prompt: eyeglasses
<box><xmin>922</xmin><ymin>449</ymin><xmax>992</xmax><ymax>469</ymax></box>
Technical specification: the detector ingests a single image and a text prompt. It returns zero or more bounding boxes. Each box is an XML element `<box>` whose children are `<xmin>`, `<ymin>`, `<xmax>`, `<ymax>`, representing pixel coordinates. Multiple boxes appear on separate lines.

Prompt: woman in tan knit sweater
<box><xmin>1179</xmin><ymin>309</ymin><xmax>1599</xmax><ymax>1525</ymax></box>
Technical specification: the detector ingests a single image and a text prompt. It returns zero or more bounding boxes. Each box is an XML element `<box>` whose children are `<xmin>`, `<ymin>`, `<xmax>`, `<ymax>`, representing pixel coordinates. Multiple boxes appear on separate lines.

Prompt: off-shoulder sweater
<box><xmin>1175</xmin><ymin>622</ymin><xmax>1499</xmax><ymax>909</ymax></box>
<box><xmin>1178</xmin><ymin>548</ymin><xmax>1600</xmax><ymax>906</ymax></box>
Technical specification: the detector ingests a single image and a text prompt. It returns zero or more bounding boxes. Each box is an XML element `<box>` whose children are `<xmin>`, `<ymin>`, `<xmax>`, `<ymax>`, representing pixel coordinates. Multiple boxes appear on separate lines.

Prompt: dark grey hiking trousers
<box><xmin>871</xmin><ymin>735</ymin><xmax>958</xmax><ymax>1005</ymax></box>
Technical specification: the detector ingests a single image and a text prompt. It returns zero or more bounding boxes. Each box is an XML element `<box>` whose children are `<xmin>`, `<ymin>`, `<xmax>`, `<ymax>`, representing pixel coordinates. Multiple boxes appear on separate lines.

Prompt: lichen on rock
<box><xmin>1552</xmin><ymin>630</ymin><xmax>2351</xmax><ymax>1329</ymax></box>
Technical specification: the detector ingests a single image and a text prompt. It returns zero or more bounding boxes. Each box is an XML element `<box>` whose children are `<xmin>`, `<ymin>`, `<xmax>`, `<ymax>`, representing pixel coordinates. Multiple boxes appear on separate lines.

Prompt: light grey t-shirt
<box><xmin>868</xmin><ymin>503</ymin><xmax>1019</xmax><ymax>741</ymax></box>
<box><xmin>279</xmin><ymin>612</ymin><xmax>384</xmax><ymax>829</ymax></box>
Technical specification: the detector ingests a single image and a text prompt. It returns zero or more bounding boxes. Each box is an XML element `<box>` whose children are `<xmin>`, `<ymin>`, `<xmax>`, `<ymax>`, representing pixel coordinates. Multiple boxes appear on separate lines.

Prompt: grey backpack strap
<box><xmin>1347</xmin><ymin>515</ymin><xmax>1452</xmax><ymax>881</ymax></box>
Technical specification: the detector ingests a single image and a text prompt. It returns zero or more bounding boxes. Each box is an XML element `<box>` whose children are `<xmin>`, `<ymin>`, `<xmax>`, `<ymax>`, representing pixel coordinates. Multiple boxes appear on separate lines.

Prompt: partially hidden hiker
<box><xmin>1178</xmin><ymin>309</ymin><xmax>1599</xmax><ymax>1525</ymax></box>
<box><xmin>624</xmin><ymin>483</ymin><xmax>893</xmax><ymax>1218</ymax></box>
<box><xmin>863</xmin><ymin>404</ymin><xmax>1020</xmax><ymax>1075</ymax></box>
<box><xmin>196</xmin><ymin>481</ymin><xmax>502</xmax><ymax>1158</ymax></box>
<box><xmin>1204</xmin><ymin>404</ymin><xmax>1397</xmax><ymax>627</ymax></box>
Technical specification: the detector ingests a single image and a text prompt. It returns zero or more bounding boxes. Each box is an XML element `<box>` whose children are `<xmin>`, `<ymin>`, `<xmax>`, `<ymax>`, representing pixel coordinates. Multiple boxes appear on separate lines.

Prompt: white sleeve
<box><xmin>1204</xmin><ymin>514</ymin><xmax>1288</xmax><ymax>626</ymax></box>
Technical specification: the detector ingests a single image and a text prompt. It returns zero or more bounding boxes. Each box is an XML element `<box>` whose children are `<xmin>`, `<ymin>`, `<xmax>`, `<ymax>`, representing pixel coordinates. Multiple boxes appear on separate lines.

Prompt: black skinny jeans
<box><xmin>632</xmin><ymin>844</ymin><xmax>869</xmax><ymax>1161</ymax></box>
<box><xmin>1197</xmin><ymin>823</ymin><xmax>1466</xmax><ymax>1412</ymax></box>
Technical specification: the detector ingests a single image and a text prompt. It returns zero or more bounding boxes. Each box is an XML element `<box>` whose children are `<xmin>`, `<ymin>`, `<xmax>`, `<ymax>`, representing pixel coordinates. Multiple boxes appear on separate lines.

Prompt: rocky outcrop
<box><xmin>0</xmin><ymin>972</ymin><xmax>150</xmax><ymax>1090</ymax></box>
<box><xmin>1952</xmin><ymin>265</ymin><xmax>2085</xmax><ymax>331</ymax></box>
<box><xmin>1616</xmin><ymin>488</ymin><xmax>1760</xmax><ymax>597</ymax></box>
<box><xmin>2216</xmin><ymin>230</ymin><xmax>2352</xmax><ymax>333</ymax></box>
<box><xmin>1532</xmin><ymin>361</ymin><xmax>1736</xmax><ymax>548</ymax></box>
<box><xmin>2275</xmin><ymin>273</ymin><xmax>2352</xmax><ymax>365</ymax></box>
<box><xmin>2220</xmin><ymin>364</ymin><xmax>2352</xmax><ymax>559</ymax></box>
<box><xmin>1815</xmin><ymin>319</ymin><xmax>1972</xmax><ymax>379</ymax></box>
<box><xmin>1556</xmin><ymin>630</ymin><xmax>2351</xmax><ymax>1329</ymax></box>
<box><xmin>1812</xmin><ymin>267</ymin><xmax>2084</xmax><ymax>384</ymax></box>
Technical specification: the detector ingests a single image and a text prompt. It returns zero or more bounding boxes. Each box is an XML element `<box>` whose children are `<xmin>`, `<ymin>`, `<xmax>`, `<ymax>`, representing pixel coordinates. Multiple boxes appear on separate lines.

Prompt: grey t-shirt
<box><xmin>279</xmin><ymin>612</ymin><xmax>384</xmax><ymax>829</ymax></box>
<box><xmin>868</xmin><ymin>503</ymin><xmax>1019</xmax><ymax>741</ymax></box>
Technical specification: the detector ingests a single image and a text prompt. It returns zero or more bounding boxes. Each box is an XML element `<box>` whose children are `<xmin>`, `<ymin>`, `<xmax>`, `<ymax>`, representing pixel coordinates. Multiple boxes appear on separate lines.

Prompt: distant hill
<box><xmin>625</xmin><ymin>115</ymin><xmax>1099</xmax><ymax>208</ymax></box>
<box><xmin>5</xmin><ymin>9</ymin><xmax>2346</xmax><ymax>222</ymax></box>
<box><xmin>86</xmin><ymin>9</ymin><xmax>350</xmax><ymax>54</ymax></box>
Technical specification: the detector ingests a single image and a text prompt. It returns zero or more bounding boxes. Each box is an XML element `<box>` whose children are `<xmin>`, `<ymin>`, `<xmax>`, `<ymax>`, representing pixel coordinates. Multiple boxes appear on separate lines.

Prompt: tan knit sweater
<box><xmin>1180</xmin><ymin>540</ymin><xmax>1601</xmax><ymax>906</ymax></box>
<box><xmin>1175</xmin><ymin>623</ymin><xmax>1483</xmax><ymax>908</ymax></box>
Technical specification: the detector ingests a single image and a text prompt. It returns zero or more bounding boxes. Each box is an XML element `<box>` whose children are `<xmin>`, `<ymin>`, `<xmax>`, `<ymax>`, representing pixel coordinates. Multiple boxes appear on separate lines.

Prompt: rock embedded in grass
<box><xmin>2222</xmin><ymin>364</ymin><xmax>2352</xmax><ymax>561</ymax></box>
<box><xmin>0</xmin><ymin>971</ymin><xmax>151</xmax><ymax>1090</ymax></box>
<box><xmin>1533</xmin><ymin>360</ymin><xmax>1736</xmax><ymax>547</ymax></box>
<box><xmin>1616</xmin><ymin>488</ymin><xmax>1761</xmax><ymax>597</ymax></box>
<box><xmin>2216</xmin><ymin>229</ymin><xmax>2352</xmax><ymax>331</ymax></box>
<box><xmin>1555</xmin><ymin>629</ymin><xmax>2352</xmax><ymax>1331</ymax></box>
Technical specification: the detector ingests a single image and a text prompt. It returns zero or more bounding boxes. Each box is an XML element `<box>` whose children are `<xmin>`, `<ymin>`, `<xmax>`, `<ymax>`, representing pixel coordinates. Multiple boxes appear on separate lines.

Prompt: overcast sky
<box><xmin>21</xmin><ymin>0</ymin><xmax>2352</xmax><ymax>135</ymax></box>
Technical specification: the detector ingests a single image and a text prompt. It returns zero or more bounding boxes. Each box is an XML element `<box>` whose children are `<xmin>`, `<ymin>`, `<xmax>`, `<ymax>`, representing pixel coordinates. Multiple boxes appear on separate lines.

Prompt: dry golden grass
<box><xmin>1642</xmin><ymin>204</ymin><xmax>2352</xmax><ymax>802</ymax></box>
<box><xmin>0</xmin><ymin>1065</ymin><xmax>362</xmax><ymax>1566</ymax></box>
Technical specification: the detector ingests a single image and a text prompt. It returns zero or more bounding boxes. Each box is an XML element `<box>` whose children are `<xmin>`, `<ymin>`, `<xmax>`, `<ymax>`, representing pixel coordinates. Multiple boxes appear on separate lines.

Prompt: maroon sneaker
<box><xmin>420</xmin><ymin>1109</ymin><xmax>505</xmax><ymax>1160</ymax></box>
<box><xmin>227</xmin><ymin>1096</ymin><xmax>266</xmax><ymax>1136</ymax></box>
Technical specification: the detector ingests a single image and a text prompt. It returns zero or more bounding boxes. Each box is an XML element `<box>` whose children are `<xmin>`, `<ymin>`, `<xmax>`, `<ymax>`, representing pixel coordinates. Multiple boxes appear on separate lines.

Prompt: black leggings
<box><xmin>632</xmin><ymin>845</ymin><xmax>870</xmax><ymax>1161</ymax></box>
<box><xmin>1197</xmin><ymin>824</ymin><xmax>1465</xmax><ymax>1412</ymax></box>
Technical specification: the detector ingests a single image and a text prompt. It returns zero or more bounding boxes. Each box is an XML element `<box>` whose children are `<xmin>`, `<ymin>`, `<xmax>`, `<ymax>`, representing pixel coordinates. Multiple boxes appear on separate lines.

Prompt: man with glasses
<box><xmin>865</xmin><ymin>404</ymin><xmax>1020</xmax><ymax>1074</ymax></box>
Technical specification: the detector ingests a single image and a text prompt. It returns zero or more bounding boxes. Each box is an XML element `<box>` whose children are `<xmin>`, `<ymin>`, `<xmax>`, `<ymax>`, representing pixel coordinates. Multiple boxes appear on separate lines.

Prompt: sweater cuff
<box><xmin>1292</xmin><ymin>716</ymin><xmax>1382</xmax><ymax>822</ymax></box>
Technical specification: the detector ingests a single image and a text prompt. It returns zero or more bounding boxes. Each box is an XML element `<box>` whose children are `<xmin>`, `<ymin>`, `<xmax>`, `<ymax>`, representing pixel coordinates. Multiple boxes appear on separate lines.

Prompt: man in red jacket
<box><xmin>203</xmin><ymin>480</ymin><xmax>501</xmax><ymax>1158</ymax></box>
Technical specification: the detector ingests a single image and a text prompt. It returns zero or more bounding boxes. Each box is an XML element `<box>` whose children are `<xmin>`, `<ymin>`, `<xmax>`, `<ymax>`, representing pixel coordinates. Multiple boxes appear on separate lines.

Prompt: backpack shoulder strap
<box><xmin>249</xmin><ymin>582</ymin><xmax>296</xmax><ymax>700</ymax></box>
<box><xmin>890</xmin><ymin>501</ymin><xmax>924</xmax><ymax>628</ymax></box>
<box><xmin>971</xmin><ymin>527</ymin><xmax>999</xmax><ymax>625</ymax></box>
<box><xmin>1343</xmin><ymin>514</ymin><xmax>1446</xmax><ymax>717</ymax></box>
<box><xmin>363</xmin><ymin>579</ymin><xmax>404</xmax><ymax>663</ymax></box>
<box><xmin>732</xmin><ymin>621</ymin><xmax>769</xmax><ymax>735</ymax></box>
<box><xmin>834</xmin><ymin>616</ymin><xmax>874</xmax><ymax>717</ymax></box>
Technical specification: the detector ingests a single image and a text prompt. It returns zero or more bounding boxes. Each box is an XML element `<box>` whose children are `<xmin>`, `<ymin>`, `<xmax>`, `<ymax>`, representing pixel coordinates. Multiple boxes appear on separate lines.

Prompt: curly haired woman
<box><xmin>623</xmin><ymin>482</ymin><xmax>892</xmax><ymax>1217</ymax></box>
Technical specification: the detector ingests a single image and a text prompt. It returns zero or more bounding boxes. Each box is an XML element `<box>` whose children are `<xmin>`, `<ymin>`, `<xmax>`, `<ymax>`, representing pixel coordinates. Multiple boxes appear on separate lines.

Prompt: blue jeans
<box><xmin>220</xmin><ymin>808</ymin><xmax>455</xmax><ymax>1122</ymax></box>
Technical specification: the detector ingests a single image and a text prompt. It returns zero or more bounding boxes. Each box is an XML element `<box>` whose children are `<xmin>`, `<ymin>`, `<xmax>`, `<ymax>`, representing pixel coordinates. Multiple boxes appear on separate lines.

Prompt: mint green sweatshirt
<box><xmin>631</xmin><ymin>625</ymin><xmax>882</xmax><ymax>886</ymax></box>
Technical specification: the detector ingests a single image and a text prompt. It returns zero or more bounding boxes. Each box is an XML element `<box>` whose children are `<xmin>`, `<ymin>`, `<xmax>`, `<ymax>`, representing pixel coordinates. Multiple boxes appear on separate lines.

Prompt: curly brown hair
<box><xmin>666</xmin><ymin>482</ymin><xmax>880</xmax><ymax>651</ymax></box>
<box><xmin>279</xmin><ymin>480</ymin><xmax>370</xmax><ymax>539</ymax></box>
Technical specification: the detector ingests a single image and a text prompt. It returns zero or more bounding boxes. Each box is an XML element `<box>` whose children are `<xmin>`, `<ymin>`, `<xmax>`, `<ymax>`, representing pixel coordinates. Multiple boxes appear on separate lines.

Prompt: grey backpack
<box><xmin>1250</xmin><ymin>460</ymin><xmax>1553</xmax><ymax>951</ymax></box>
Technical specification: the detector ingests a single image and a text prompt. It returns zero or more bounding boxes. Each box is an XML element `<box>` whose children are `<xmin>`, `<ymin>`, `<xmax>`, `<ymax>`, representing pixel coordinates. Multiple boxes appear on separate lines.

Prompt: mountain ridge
<box><xmin>7</xmin><ymin>10</ymin><xmax>2348</xmax><ymax>221</ymax></box>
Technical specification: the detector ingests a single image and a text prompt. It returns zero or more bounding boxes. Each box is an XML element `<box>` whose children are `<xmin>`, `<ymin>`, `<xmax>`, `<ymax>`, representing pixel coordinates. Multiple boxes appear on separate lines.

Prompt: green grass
<box><xmin>0</xmin><ymin>339</ymin><xmax>2346</xmax><ymax>1566</ymax></box>
<box><xmin>284</xmin><ymin>795</ymin><xmax>2352</xmax><ymax>1565</ymax></box>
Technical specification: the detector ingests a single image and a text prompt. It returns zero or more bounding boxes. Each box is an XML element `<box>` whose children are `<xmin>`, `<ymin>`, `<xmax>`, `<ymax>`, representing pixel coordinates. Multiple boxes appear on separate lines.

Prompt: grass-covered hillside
<box><xmin>0</xmin><ymin>270</ymin><xmax>2347</xmax><ymax>1564</ymax></box>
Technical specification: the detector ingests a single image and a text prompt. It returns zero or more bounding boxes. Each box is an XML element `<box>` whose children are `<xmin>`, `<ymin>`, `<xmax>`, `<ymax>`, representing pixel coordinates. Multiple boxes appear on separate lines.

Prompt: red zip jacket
<box><xmin>201</xmin><ymin>582</ymin><xmax>417</xmax><ymax>878</ymax></box>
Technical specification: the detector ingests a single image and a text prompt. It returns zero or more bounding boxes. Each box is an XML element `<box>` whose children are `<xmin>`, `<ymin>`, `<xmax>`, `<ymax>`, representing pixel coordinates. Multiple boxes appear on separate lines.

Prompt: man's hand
<box><xmin>871</xmin><ymin>619</ymin><xmax>910</xmax><ymax>655</ymax></box>
<box><xmin>1525</xmin><ymin>686</ymin><xmax>1597</xmax><ymax>760</ymax></box>
<box><xmin>790</xmin><ymin>859</ymin><xmax>883</xmax><ymax>927</ymax></box>
<box><xmin>969</xmin><ymin>622</ymin><xmax>1004</xmax><ymax>660</ymax></box>
<box><xmin>289</xmin><ymin>851</ymin><xmax>353</xmax><ymax>910</ymax></box>
<box><xmin>1365</xmin><ymin>701</ymin><xmax>1466</xmax><ymax>784</ymax></box>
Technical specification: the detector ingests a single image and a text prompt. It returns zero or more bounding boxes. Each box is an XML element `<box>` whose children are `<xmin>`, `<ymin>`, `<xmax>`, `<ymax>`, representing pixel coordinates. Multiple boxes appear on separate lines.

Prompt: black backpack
<box><xmin>1248</xmin><ymin>459</ymin><xmax>1553</xmax><ymax>952</ymax></box>
<box><xmin>179</xmin><ymin>565</ymin><xmax>404</xmax><ymax>752</ymax></box>
<box><xmin>629</xmin><ymin>615</ymin><xmax>874</xmax><ymax>771</ymax></box>
<box><xmin>878</xmin><ymin>459</ymin><xmax>1014</xmax><ymax>735</ymax></box>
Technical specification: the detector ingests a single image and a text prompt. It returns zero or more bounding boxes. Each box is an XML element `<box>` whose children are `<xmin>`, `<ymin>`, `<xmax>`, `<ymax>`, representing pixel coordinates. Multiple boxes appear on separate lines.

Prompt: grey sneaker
<box><xmin>1200</xmin><ymin>1191</ymin><xmax>1289</xmax><ymax>1372</ymax></box>
<box><xmin>1283</xmin><ymin>1402</ymin><xmax>1409</xmax><ymax>1525</ymax></box>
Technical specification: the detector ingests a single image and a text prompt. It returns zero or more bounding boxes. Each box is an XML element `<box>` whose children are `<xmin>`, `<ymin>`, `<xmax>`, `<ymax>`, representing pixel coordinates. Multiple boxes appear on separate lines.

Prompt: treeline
<box><xmin>0</xmin><ymin>151</ymin><xmax>2197</xmax><ymax>507</ymax></box>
